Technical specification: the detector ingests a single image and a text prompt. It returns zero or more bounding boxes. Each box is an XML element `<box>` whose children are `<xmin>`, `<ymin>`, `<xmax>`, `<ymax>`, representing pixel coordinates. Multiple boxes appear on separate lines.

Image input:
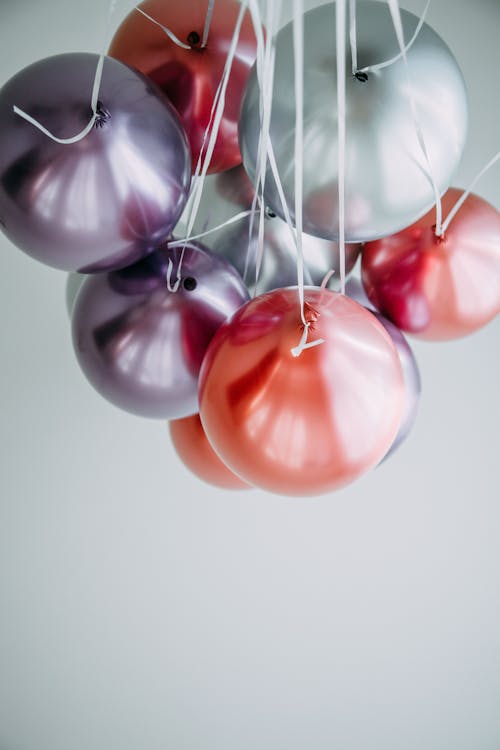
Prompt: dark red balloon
<box><xmin>169</xmin><ymin>414</ymin><xmax>250</xmax><ymax>490</ymax></box>
<box><xmin>362</xmin><ymin>189</ymin><xmax>500</xmax><ymax>340</ymax></box>
<box><xmin>109</xmin><ymin>0</ymin><xmax>259</xmax><ymax>174</ymax></box>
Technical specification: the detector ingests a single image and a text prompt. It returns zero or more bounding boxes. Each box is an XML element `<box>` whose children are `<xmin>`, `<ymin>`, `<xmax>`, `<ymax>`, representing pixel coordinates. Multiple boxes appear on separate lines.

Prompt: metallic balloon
<box><xmin>65</xmin><ymin>273</ymin><xmax>86</xmax><ymax>317</ymax></box>
<box><xmin>239</xmin><ymin>1</ymin><xmax>468</xmax><ymax>243</ymax></box>
<box><xmin>169</xmin><ymin>414</ymin><xmax>250</xmax><ymax>490</ymax></box>
<box><xmin>176</xmin><ymin>165</ymin><xmax>361</xmax><ymax>294</ymax></box>
<box><xmin>345</xmin><ymin>278</ymin><xmax>421</xmax><ymax>458</ymax></box>
<box><xmin>109</xmin><ymin>0</ymin><xmax>259</xmax><ymax>174</ymax></box>
<box><xmin>0</xmin><ymin>53</ymin><xmax>191</xmax><ymax>272</ymax></box>
<box><xmin>72</xmin><ymin>242</ymin><xmax>249</xmax><ymax>419</ymax></box>
<box><xmin>362</xmin><ymin>189</ymin><xmax>500</xmax><ymax>340</ymax></box>
<box><xmin>199</xmin><ymin>288</ymin><xmax>405</xmax><ymax>496</ymax></box>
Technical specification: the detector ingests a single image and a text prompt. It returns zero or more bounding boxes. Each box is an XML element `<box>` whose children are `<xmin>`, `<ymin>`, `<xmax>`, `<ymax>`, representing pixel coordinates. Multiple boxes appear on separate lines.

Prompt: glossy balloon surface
<box><xmin>345</xmin><ymin>278</ymin><xmax>421</xmax><ymax>457</ymax></box>
<box><xmin>177</xmin><ymin>165</ymin><xmax>361</xmax><ymax>294</ymax></box>
<box><xmin>109</xmin><ymin>0</ymin><xmax>259</xmax><ymax>174</ymax></box>
<box><xmin>65</xmin><ymin>273</ymin><xmax>86</xmax><ymax>317</ymax></box>
<box><xmin>72</xmin><ymin>242</ymin><xmax>249</xmax><ymax>419</ymax></box>
<box><xmin>240</xmin><ymin>2</ymin><xmax>467</xmax><ymax>242</ymax></box>
<box><xmin>0</xmin><ymin>53</ymin><xmax>191</xmax><ymax>272</ymax></box>
<box><xmin>362</xmin><ymin>189</ymin><xmax>500</xmax><ymax>340</ymax></box>
<box><xmin>199</xmin><ymin>288</ymin><xmax>405</xmax><ymax>496</ymax></box>
<box><xmin>169</xmin><ymin>414</ymin><xmax>250</xmax><ymax>490</ymax></box>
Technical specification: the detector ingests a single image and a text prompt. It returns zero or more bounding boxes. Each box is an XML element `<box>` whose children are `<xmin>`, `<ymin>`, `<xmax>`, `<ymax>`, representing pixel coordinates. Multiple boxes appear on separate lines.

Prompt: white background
<box><xmin>0</xmin><ymin>1</ymin><xmax>499</xmax><ymax>749</ymax></box>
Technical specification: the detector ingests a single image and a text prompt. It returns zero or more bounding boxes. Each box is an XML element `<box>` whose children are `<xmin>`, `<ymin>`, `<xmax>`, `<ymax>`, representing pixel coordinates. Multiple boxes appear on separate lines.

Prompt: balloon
<box><xmin>0</xmin><ymin>53</ymin><xmax>191</xmax><ymax>272</ymax></box>
<box><xmin>345</xmin><ymin>278</ymin><xmax>421</xmax><ymax>458</ymax></box>
<box><xmin>169</xmin><ymin>414</ymin><xmax>250</xmax><ymax>490</ymax></box>
<box><xmin>239</xmin><ymin>1</ymin><xmax>468</xmax><ymax>242</ymax></box>
<box><xmin>176</xmin><ymin>165</ymin><xmax>361</xmax><ymax>294</ymax></box>
<box><xmin>65</xmin><ymin>273</ymin><xmax>86</xmax><ymax>317</ymax></box>
<box><xmin>199</xmin><ymin>288</ymin><xmax>405</xmax><ymax>496</ymax></box>
<box><xmin>361</xmin><ymin>189</ymin><xmax>500</xmax><ymax>340</ymax></box>
<box><xmin>109</xmin><ymin>0</ymin><xmax>259</xmax><ymax>174</ymax></box>
<box><xmin>72</xmin><ymin>242</ymin><xmax>249</xmax><ymax>419</ymax></box>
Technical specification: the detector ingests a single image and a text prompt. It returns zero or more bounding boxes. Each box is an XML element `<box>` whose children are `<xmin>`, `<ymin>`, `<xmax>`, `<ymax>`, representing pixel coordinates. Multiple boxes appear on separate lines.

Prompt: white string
<box><xmin>293</xmin><ymin>0</ymin><xmax>306</xmax><ymax>324</ymax></box>
<box><xmin>253</xmin><ymin>0</ymin><xmax>281</xmax><ymax>293</ymax></box>
<box><xmin>440</xmin><ymin>149</ymin><xmax>500</xmax><ymax>235</ymax></box>
<box><xmin>386</xmin><ymin>0</ymin><xmax>443</xmax><ymax>235</ymax></box>
<box><xmin>168</xmin><ymin>209</ymin><xmax>253</xmax><ymax>246</ymax></box>
<box><xmin>201</xmin><ymin>0</ymin><xmax>216</xmax><ymax>48</ymax></box>
<box><xmin>168</xmin><ymin>1</ymin><xmax>249</xmax><ymax>291</ymax></box>
<box><xmin>359</xmin><ymin>0</ymin><xmax>431</xmax><ymax>74</ymax></box>
<box><xmin>13</xmin><ymin>0</ymin><xmax>119</xmax><ymax>144</ymax></box>
<box><xmin>336</xmin><ymin>0</ymin><xmax>347</xmax><ymax>295</ymax></box>
<box><xmin>135</xmin><ymin>7</ymin><xmax>191</xmax><ymax>49</ymax></box>
<box><xmin>349</xmin><ymin>0</ymin><xmax>358</xmax><ymax>76</ymax></box>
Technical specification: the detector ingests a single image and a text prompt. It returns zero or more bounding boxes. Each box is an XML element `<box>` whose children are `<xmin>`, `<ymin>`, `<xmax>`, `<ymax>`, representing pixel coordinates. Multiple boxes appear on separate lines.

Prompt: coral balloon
<box><xmin>0</xmin><ymin>53</ymin><xmax>191</xmax><ymax>272</ymax></box>
<box><xmin>345</xmin><ymin>279</ymin><xmax>421</xmax><ymax>459</ymax></box>
<box><xmin>109</xmin><ymin>0</ymin><xmax>259</xmax><ymax>174</ymax></box>
<box><xmin>175</xmin><ymin>165</ymin><xmax>361</xmax><ymax>294</ymax></box>
<box><xmin>362</xmin><ymin>189</ymin><xmax>500</xmax><ymax>340</ymax></box>
<box><xmin>199</xmin><ymin>288</ymin><xmax>405</xmax><ymax>496</ymax></box>
<box><xmin>240</xmin><ymin>1</ymin><xmax>467</xmax><ymax>242</ymax></box>
<box><xmin>169</xmin><ymin>414</ymin><xmax>250</xmax><ymax>490</ymax></box>
<box><xmin>72</xmin><ymin>242</ymin><xmax>249</xmax><ymax>419</ymax></box>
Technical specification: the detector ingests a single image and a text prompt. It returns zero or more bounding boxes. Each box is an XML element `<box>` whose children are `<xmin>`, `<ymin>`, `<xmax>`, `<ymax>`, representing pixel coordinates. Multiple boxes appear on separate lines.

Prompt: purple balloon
<box><xmin>72</xmin><ymin>242</ymin><xmax>250</xmax><ymax>419</ymax></box>
<box><xmin>0</xmin><ymin>53</ymin><xmax>191</xmax><ymax>272</ymax></box>
<box><xmin>346</xmin><ymin>278</ymin><xmax>421</xmax><ymax>457</ymax></box>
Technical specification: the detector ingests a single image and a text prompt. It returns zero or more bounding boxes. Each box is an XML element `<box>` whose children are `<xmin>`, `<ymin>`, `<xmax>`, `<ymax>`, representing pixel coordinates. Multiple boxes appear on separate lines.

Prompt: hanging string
<box><xmin>167</xmin><ymin>0</ymin><xmax>249</xmax><ymax>291</ymax></box>
<box><xmin>358</xmin><ymin>0</ymin><xmax>431</xmax><ymax>74</ymax></box>
<box><xmin>386</xmin><ymin>0</ymin><xmax>443</xmax><ymax>235</ymax></box>
<box><xmin>168</xmin><ymin>209</ymin><xmax>254</xmax><ymax>247</ymax></box>
<box><xmin>439</xmin><ymin>149</ymin><xmax>500</xmax><ymax>236</ymax></box>
<box><xmin>336</xmin><ymin>0</ymin><xmax>347</xmax><ymax>295</ymax></box>
<box><xmin>290</xmin><ymin>0</ymin><xmax>325</xmax><ymax>358</ymax></box>
<box><xmin>13</xmin><ymin>0</ymin><xmax>119</xmax><ymax>144</ymax></box>
<box><xmin>252</xmin><ymin>0</ymin><xmax>281</xmax><ymax>293</ymax></box>
<box><xmin>349</xmin><ymin>0</ymin><xmax>358</xmax><ymax>76</ymax></box>
<box><xmin>201</xmin><ymin>0</ymin><xmax>216</xmax><ymax>48</ymax></box>
<box><xmin>134</xmin><ymin>7</ymin><xmax>192</xmax><ymax>49</ymax></box>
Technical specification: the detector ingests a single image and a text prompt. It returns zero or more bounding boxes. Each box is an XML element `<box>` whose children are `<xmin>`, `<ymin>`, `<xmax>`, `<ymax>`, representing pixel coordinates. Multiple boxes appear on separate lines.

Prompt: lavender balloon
<box><xmin>72</xmin><ymin>242</ymin><xmax>249</xmax><ymax>419</ymax></box>
<box><xmin>0</xmin><ymin>53</ymin><xmax>191</xmax><ymax>272</ymax></box>
<box><xmin>347</xmin><ymin>278</ymin><xmax>421</xmax><ymax>457</ymax></box>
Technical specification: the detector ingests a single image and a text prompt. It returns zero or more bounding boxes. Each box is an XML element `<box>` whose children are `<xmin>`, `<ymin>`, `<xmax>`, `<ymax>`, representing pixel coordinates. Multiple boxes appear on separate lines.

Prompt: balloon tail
<box><xmin>439</xmin><ymin>149</ymin><xmax>500</xmax><ymax>236</ymax></box>
<box><xmin>386</xmin><ymin>0</ymin><xmax>443</xmax><ymax>235</ymax></box>
<box><xmin>13</xmin><ymin>0</ymin><xmax>118</xmax><ymax>145</ymax></box>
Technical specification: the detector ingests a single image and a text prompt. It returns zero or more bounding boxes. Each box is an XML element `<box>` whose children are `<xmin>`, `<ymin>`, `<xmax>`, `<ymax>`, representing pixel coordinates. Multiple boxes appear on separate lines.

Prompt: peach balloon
<box><xmin>199</xmin><ymin>288</ymin><xmax>405</xmax><ymax>497</ymax></box>
<box><xmin>109</xmin><ymin>0</ymin><xmax>259</xmax><ymax>174</ymax></box>
<box><xmin>362</xmin><ymin>189</ymin><xmax>500</xmax><ymax>340</ymax></box>
<box><xmin>169</xmin><ymin>414</ymin><xmax>250</xmax><ymax>490</ymax></box>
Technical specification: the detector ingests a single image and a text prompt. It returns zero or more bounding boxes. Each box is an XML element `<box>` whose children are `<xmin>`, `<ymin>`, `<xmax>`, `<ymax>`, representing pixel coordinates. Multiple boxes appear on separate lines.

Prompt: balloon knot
<box><xmin>94</xmin><ymin>101</ymin><xmax>111</xmax><ymax>128</ymax></box>
<box><xmin>354</xmin><ymin>71</ymin><xmax>369</xmax><ymax>82</ymax></box>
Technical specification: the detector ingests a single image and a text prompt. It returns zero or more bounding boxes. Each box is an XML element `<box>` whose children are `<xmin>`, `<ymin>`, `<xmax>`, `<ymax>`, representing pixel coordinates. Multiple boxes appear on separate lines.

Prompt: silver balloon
<box><xmin>176</xmin><ymin>166</ymin><xmax>361</xmax><ymax>294</ymax></box>
<box><xmin>65</xmin><ymin>273</ymin><xmax>86</xmax><ymax>317</ymax></box>
<box><xmin>72</xmin><ymin>242</ymin><xmax>249</xmax><ymax>419</ymax></box>
<box><xmin>346</xmin><ymin>278</ymin><xmax>421</xmax><ymax>458</ymax></box>
<box><xmin>239</xmin><ymin>1</ymin><xmax>468</xmax><ymax>243</ymax></box>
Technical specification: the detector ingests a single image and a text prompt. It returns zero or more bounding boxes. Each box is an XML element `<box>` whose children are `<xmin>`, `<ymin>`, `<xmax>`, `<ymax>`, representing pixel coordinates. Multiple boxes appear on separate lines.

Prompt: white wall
<box><xmin>0</xmin><ymin>2</ymin><xmax>499</xmax><ymax>749</ymax></box>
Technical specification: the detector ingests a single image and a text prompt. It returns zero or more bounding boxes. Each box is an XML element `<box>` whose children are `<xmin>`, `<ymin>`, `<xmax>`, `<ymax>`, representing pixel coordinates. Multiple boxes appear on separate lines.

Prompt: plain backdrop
<box><xmin>0</xmin><ymin>1</ymin><xmax>499</xmax><ymax>749</ymax></box>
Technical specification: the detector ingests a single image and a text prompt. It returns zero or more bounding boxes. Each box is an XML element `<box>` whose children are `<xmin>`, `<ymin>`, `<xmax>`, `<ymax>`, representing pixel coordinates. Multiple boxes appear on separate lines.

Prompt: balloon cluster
<box><xmin>1</xmin><ymin>0</ymin><xmax>499</xmax><ymax>496</ymax></box>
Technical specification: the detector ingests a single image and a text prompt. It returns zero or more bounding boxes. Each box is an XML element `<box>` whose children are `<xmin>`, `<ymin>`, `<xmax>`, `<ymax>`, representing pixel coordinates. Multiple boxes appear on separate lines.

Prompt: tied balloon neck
<box><xmin>94</xmin><ymin>101</ymin><xmax>111</xmax><ymax>128</ymax></box>
<box><xmin>354</xmin><ymin>71</ymin><xmax>369</xmax><ymax>83</ymax></box>
<box><xmin>187</xmin><ymin>30</ymin><xmax>203</xmax><ymax>49</ymax></box>
<box><xmin>432</xmin><ymin>224</ymin><xmax>447</xmax><ymax>244</ymax></box>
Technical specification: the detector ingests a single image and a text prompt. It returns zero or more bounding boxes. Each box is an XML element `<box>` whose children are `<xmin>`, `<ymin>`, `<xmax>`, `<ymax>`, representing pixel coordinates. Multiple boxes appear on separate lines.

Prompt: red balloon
<box><xmin>362</xmin><ymin>189</ymin><xmax>500</xmax><ymax>340</ymax></box>
<box><xmin>199</xmin><ymin>288</ymin><xmax>405</xmax><ymax>497</ymax></box>
<box><xmin>169</xmin><ymin>414</ymin><xmax>250</xmax><ymax>490</ymax></box>
<box><xmin>109</xmin><ymin>0</ymin><xmax>259</xmax><ymax>174</ymax></box>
